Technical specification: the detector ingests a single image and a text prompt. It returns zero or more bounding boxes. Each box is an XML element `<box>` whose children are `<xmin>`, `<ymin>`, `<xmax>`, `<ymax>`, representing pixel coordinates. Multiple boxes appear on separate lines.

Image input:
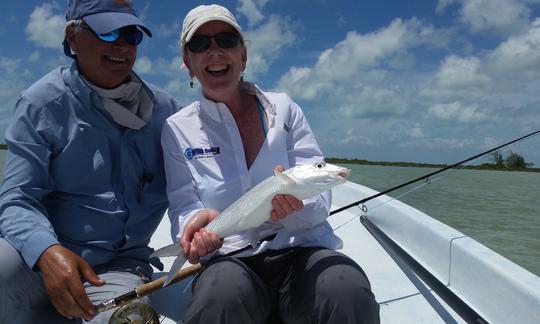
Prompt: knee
<box><xmin>317</xmin><ymin>274</ymin><xmax>377</xmax><ymax>309</ymax></box>
<box><xmin>0</xmin><ymin>239</ymin><xmax>27</xmax><ymax>286</ymax></box>
<box><xmin>314</xmin><ymin>267</ymin><xmax>380</xmax><ymax>324</ymax></box>
<box><xmin>315</xmin><ymin>285</ymin><xmax>379</xmax><ymax>324</ymax></box>
<box><xmin>186</xmin><ymin>258</ymin><xmax>270</xmax><ymax>323</ymax></box>
<box><xmin>192</xmin><ymin>265</ymin><xmax>263</xmax><ymax>309</ymax></box>
<box><xmin>0</xmin><ymin>239</ymin><xmax>38</xmax><ymax>317</ymax></box>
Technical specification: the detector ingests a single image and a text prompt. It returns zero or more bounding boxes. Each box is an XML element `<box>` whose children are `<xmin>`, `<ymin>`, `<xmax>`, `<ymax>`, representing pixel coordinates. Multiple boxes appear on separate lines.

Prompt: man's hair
<box><xmin>65</xmin><ymin>19</ymin><xmax>84</xmax><ymax>34</ymax></box>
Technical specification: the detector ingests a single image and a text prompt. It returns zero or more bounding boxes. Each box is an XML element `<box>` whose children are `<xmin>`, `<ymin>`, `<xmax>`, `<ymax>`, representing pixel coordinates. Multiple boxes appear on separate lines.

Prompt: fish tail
<box><xmin>150</xmin><ymin>243</ymin><xmax>180</xmax><ymax>258</ymax></box>
<box><xmin>163</xmin><ymin>254</ymin><xmax>187</xmax><ymax>287</ymax></box>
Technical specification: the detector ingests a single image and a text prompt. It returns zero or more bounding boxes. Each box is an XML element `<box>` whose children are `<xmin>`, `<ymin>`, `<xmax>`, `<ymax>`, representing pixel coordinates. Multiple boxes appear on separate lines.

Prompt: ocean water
<box><xmin>342</xmin><ymin>163</ymin><xmax>540</xmax><ymax>277</ymax></box>
<box><xmin>0</xmin><ymin>150</ymin><xmax>538</xmax><ymax>276</ymax></box>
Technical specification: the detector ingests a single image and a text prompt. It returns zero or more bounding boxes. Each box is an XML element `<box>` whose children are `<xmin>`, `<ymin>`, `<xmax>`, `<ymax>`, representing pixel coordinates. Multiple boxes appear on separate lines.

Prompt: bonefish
<box><xmin>151</xmin><ymin>162</ymin><xmax>350</xmax><ymax>286</ymax></box>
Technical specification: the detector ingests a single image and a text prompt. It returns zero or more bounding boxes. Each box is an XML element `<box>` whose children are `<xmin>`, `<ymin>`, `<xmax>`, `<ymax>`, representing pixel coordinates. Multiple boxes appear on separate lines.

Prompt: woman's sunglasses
<box><xmin>80</xmin><ymin>24</ymin><xmax>143</xmax><ymax>46</ymax></box>
<box><xmin>187</xmin><ymin>32</ymin><xmax>241</xmax><ymax>53</ymax></box>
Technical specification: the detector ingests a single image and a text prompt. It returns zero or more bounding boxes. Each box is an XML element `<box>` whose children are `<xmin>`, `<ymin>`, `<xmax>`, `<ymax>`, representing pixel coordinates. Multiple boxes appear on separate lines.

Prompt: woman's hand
<box><xmin>271</xmin><ymin>165</ymin><xmax>304</xmax><ymax>221</ymax></box>
<box><xmin>180</xmin><ymin>208</ymin><xmax>223</xmax><ymax>264</ymax></box>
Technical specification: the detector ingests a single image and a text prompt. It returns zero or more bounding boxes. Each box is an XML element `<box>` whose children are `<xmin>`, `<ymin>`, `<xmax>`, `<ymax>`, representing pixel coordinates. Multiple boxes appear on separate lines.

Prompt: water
<box><xmin>0</xmin><ymin>150</ymin><xmax>538</xmax><ymax>276</ymax></box>
<box><xmin>341</xmin><ymin>163</ymin><xmax>540</xmax><ymax>277</ymax></box>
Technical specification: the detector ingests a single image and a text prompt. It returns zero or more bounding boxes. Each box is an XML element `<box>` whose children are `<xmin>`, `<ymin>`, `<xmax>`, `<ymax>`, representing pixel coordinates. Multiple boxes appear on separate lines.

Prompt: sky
<box><xmin>1</xmin><ymin>0</ymin><xmax>540</xmax><ymax>165</ymax></box>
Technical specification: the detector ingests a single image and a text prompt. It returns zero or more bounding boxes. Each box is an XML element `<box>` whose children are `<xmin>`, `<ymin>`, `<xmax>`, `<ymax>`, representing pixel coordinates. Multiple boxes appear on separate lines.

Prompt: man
<box><xmin>0</xmin><ymin>0</ymin><xmax>180</xmax><ymax>322</ymax></box>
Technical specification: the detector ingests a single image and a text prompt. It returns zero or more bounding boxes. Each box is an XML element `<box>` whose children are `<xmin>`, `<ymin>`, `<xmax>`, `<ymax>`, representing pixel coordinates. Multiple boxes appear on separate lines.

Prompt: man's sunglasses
<box><xmin>80</xmin><ymin>24</ymin><xmax>143</xmax><ymax>46</ymax></box>
<box><xmin>186</xmin><ymin>32</ymin><xmax>241</xmax><ymax>53</ymax></box>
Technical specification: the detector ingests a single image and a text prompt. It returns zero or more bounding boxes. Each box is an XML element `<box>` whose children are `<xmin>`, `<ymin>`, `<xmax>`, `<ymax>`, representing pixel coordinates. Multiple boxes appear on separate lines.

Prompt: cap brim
<box><xmin>84</xmin><ymin>12</ymin><xmax>152</xmax><ymax>37</ymax></box>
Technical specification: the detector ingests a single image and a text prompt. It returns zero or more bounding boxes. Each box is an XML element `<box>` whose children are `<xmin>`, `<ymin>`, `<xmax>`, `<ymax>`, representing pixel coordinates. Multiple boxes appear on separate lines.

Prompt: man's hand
<box><xmin>180</xmin><ymin>209</ymin><xmax>223</xmax><ymax>264</ymax></box>
<box><xmin>37</xmin><ymin>244</ymin><xmax>104</xmax><ymax>320</ymax></box>
<box><xmin>271</xmin><ymin>165</ymin><xmax>304</xmax><ymax>221</ymax></box>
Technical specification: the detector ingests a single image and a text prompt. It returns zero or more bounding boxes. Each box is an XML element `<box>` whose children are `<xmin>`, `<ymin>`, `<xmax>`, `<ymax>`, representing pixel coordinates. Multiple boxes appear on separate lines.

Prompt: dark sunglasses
<box><xmin>187</xmin><ymin>32</ymin><xmax>241</xmax><ymax>53</ymax></box>
<box><xmin>80</xmin><ymin>24</ymin><xmax>143</xmax><ymax>46</ymax></box>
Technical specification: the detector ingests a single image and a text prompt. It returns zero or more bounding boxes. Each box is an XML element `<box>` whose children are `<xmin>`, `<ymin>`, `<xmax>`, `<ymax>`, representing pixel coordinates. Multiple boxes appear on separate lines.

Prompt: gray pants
<box><xmin>0</xmin><ymin>238</ymin><xmax>152</xmax><ymax>324</ymax></box>
<box><xmin>184</xmin><ymin>247</ymin><xmax>380</xmax><ymax>324</ymax></box>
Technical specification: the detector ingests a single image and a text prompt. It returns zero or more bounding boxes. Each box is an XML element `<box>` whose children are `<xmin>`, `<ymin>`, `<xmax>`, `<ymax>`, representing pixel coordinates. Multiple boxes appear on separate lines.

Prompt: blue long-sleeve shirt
<box><xmin>0</xmin><ymin>63</ymin><xmax>180</xmax><ymax>270</ymax></box>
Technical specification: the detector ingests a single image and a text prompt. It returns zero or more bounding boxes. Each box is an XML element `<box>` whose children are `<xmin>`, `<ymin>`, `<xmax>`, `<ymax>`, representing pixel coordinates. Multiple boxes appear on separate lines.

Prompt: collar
<box><xmin>65</xmin><ymin>62</ymin><xmax>155</xmax><ymax>126</ymax></box>
<box><xmin>65</xmin><ymin>62</ymin><xmax>93</xmax><ymax>105</ymax></box>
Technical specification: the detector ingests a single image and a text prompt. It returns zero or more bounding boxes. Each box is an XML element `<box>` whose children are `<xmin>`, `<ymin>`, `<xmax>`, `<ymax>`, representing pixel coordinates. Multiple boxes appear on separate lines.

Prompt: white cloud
<box><xmin>134</xmin><ymin>56</ymin><xmax>154</xmax><ymax>74</ymax></box>
<box><xmin>244</xmin><ymin>15</ymin><xmax>296</xmax><ymax>81</ymax></box>
<box><xmin>338</xmin><ymin>128</ymin><xmax>378</xmax><ymax>146</ymax></box>
<box><xmin>337</xmin><ymin>86</ymin><xmax>407</xmax><ymax>118</ymax></box>
<box><xmin>436</xmin><ymin>0</ymin><xmax>458</xmax><ymax>13</ymax></box>
<box><xmin>420</xmin><ymin>55</ymin><xmax>490</xmax><ymax>102</ymax></box>
<box><xmin>0</xmin><ymin>57</ymin><xmax>34</xmax><ymax>138</ymax></box>
<box><xmin>130</xmin><ymin>55</ymin><xmax>197</xmax><ymax>104</ymax></box>
<box><xmin>438</xmin><ymin>0</ymin><xmax>531</xmax><ymax>36</ymax></box>
<box><xmin>423</xmin><ymin>18</ymin><xmax>540</xmax><ymax>103</ymax></box>
<box><xmin>485</xmin><ymin>18</ymin><xmax>540</xmax><ymax>80</ymax></box>
<box><xmin>400</xmin><ymin>137</ymin><xmax>474</xmax><ymax>150</ymax></box>
<box><xmin>237</xmin><ymin>0</ymin><xmax>270</xmax><ymax>27</ymax></box>
<box><xmin>28</xmin><ymin>51</ymin><xmax>41</xmax><ymax>63</ymax></box>
<box><xmin>25</xmin><ymin>3</ymin><xmax>65</xmax><ymax>49</ymax></box>
<box><xmin>270</xmin><ymin>12</ymin><xmax>540</xmax><ymax>162</ymax></box>
<box><xmin>0</xmin><ymin>57</ymin><xmax>22</xmax><ymax>75</ymax></box>
<box><xmin>433</xmin><ymin>55</ymin><xmax>489</xmax><ymax>89</ymax></box>
<box><xmin>427</xmin><ymin>101</ymin><xmax>490</xmax><ymax>122</ymax></box>
<box><xmin>408</xmin><ymin>124</ymin><xmax>424</xmax><ymax>139</ymax></box>
<box><xmin>152</xmin><ymin>20</ymin><xmax>181</xmax><ymax>39</ymax></box>
<box><xmin>461</xmin><ymin>0</ymin><xmax>530</xmax><ymax>35</ymax></box>
<box><xmin>134</xmin><ymin>55</ymin><xmax>182</xmax><ymax>78</ymax></box>
<box><xmin>277</xmin><ymin>19</ymin><xmax>435</xmax><ymax>99</ymax></box>
<box><xmin>275</xmin><ymin>18</ymin><xmax>440</xmax><ymax>119</ymax></box>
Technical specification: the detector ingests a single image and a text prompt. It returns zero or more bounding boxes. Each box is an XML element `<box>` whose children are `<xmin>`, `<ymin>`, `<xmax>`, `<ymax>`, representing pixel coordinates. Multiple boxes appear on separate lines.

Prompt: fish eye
<box><xmin>314</xmin><ymin>162</ymin><xmax>325</xmax><ymax>169</ymax></box>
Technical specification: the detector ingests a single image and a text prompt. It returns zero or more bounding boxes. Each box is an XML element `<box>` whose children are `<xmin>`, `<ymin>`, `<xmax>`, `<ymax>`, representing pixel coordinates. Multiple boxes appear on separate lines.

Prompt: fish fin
<box><xmin>163</xmin><ymin>253</ymin><xmax>187</xmax><ymax>287</ymax></box>
<box><xmin>273</xmin><ymin>171</ymin><xmax>295</xmax><ymax>186</ymax></box>
<box><xmin>246</xmin><ymin>228</ymin><xmax>260</xmax><ymax>248</ymax></box>
<box><xmin>150</xmin><ymin>243</ymin><xmax>180</xmax><ymax>258</ymax></box>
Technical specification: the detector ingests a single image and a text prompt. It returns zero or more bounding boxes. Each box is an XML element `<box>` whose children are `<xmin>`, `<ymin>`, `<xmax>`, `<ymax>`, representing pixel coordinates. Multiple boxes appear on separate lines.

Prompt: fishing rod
<box><xmin>96</xmin><ymin>263</ymin><xmax>202</xmax><ymax>313</ymax></box>
<box><xmin>97</xmin><ymin>129</ymin><xmax>540</xmax><ymax>318</ymax></box>
<box><xmin>329</xmin><ymin>129</ymin><xmax>540</xmax><ymax>216</ymax></box>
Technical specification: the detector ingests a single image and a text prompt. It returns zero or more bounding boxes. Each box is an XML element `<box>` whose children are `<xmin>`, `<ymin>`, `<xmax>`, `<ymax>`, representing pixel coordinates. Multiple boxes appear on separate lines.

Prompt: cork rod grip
<box><xmin>135</xmin><ymin>263</ymin><xmax>203</xmax><ymax>297</ymax></box>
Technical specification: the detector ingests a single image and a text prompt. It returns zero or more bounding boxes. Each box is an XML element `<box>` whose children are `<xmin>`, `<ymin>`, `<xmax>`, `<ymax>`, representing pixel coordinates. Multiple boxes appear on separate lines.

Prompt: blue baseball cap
<box><xmin>64</xmin><ymin>0</ymin><xmax>151</xmax><ymax>57</ymax></box>
<box><xmin>67</xmin><ymin>0</ymin><xmax>151</xmax><ymax>35</ymax></box>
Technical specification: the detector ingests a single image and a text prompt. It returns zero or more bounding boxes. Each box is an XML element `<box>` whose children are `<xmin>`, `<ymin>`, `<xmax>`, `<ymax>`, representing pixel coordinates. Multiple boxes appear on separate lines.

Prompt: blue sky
<box><xmin>1</xmin><ymin>0</ymin><xmax>540</xmax><ymax>165</ymax></box>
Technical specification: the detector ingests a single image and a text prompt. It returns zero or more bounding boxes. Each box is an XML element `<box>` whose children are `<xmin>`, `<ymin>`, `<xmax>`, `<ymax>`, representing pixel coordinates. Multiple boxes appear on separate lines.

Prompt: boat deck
<box><xmin>150</xmin><ymin>181</ymin><xmax>540</xmax><ymax>324</ymax></box>
<box><xmin>148</xmin><ymin>182</ymin><xmax>467</xmax><ymax>323</ymax></box>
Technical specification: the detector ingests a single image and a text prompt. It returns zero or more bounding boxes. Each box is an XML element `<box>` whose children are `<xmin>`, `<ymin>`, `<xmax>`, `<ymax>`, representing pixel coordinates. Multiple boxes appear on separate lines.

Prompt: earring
<box><xmin>189</xmin><ymin>77</ymin><xmax>194</xmax><ymax>88</ymax></box>
<box><xmin>240</xmin><ymin>72</ymin><xmax>244</xmax><ymax>83</ymax></box>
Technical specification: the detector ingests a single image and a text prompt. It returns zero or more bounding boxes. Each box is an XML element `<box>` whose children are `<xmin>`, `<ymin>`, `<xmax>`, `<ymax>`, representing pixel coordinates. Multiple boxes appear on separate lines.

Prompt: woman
<box><xmin>161</xmin><ymin>4</ymin><xmax>379</xmax><ymax>324</ymax></box>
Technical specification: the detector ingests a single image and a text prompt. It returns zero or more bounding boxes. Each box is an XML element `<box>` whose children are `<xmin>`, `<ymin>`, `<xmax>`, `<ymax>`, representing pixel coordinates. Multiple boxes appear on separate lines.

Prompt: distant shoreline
<box><xmin>0</xmin><ymin>145</ymin><xmax>537</xmax><ymax>172</ymax></box>
<box><xmin>327</xmin><ymin>157</ymin><xmax>540</xmax><ymax>173</ymax></box>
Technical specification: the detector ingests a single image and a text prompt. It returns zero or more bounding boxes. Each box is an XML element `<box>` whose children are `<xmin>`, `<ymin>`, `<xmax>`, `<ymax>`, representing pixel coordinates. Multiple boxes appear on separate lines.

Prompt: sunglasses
<box><xmin>187</xmin><ymin>32</ymin><xmax>241</xmax><ymax>53</ymax></box>
<box><xmin>80</xmin><ymin>24</ymin><xmax>143</xmax><ymax>46</ymax></box>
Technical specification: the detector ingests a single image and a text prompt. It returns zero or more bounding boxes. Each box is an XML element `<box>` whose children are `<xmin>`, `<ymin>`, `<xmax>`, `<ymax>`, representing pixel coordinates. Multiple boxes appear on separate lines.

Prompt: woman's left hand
<box><xmin>270</xmin><ymin>165</ymin><xmax>304</xmax><ymax>221</ymax></box>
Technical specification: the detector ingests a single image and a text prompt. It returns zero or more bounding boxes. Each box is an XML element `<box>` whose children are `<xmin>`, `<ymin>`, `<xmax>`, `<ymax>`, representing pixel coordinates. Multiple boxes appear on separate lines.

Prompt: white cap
<box><xmin>180</xmin><ymin>4</ymin><xmax>243</xmax><ymax>52</ymax></box>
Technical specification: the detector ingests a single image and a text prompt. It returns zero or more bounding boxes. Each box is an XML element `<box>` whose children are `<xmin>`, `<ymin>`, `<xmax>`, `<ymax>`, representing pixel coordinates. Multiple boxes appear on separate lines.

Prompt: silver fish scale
<box><xmin>204</xmin><ymin>175</ymin><xmax>287</xmax><ymax>237</ymax></box>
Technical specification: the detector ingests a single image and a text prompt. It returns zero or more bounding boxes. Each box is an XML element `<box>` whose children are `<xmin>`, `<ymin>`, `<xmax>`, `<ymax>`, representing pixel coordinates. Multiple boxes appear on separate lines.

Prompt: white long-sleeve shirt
<box><xmin>161</xmin><ymin>83</ymin><xmax>341</xmax><ymax>257</ymax></box>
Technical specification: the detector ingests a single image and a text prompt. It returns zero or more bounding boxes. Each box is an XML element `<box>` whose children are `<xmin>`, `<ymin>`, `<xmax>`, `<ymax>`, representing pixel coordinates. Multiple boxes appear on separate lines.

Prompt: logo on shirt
<box><xmin>184</xmin><ymin>147</ymin><xmax>220</xmax><ymax>160</ymax></box>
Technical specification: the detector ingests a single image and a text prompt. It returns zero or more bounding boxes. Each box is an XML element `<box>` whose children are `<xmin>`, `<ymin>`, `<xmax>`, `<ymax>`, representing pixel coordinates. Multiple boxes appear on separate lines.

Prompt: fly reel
<box><xmin>108</xmin><ymin>302</ymin><xmax>159</xmax><ymax>324</ymax></box>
